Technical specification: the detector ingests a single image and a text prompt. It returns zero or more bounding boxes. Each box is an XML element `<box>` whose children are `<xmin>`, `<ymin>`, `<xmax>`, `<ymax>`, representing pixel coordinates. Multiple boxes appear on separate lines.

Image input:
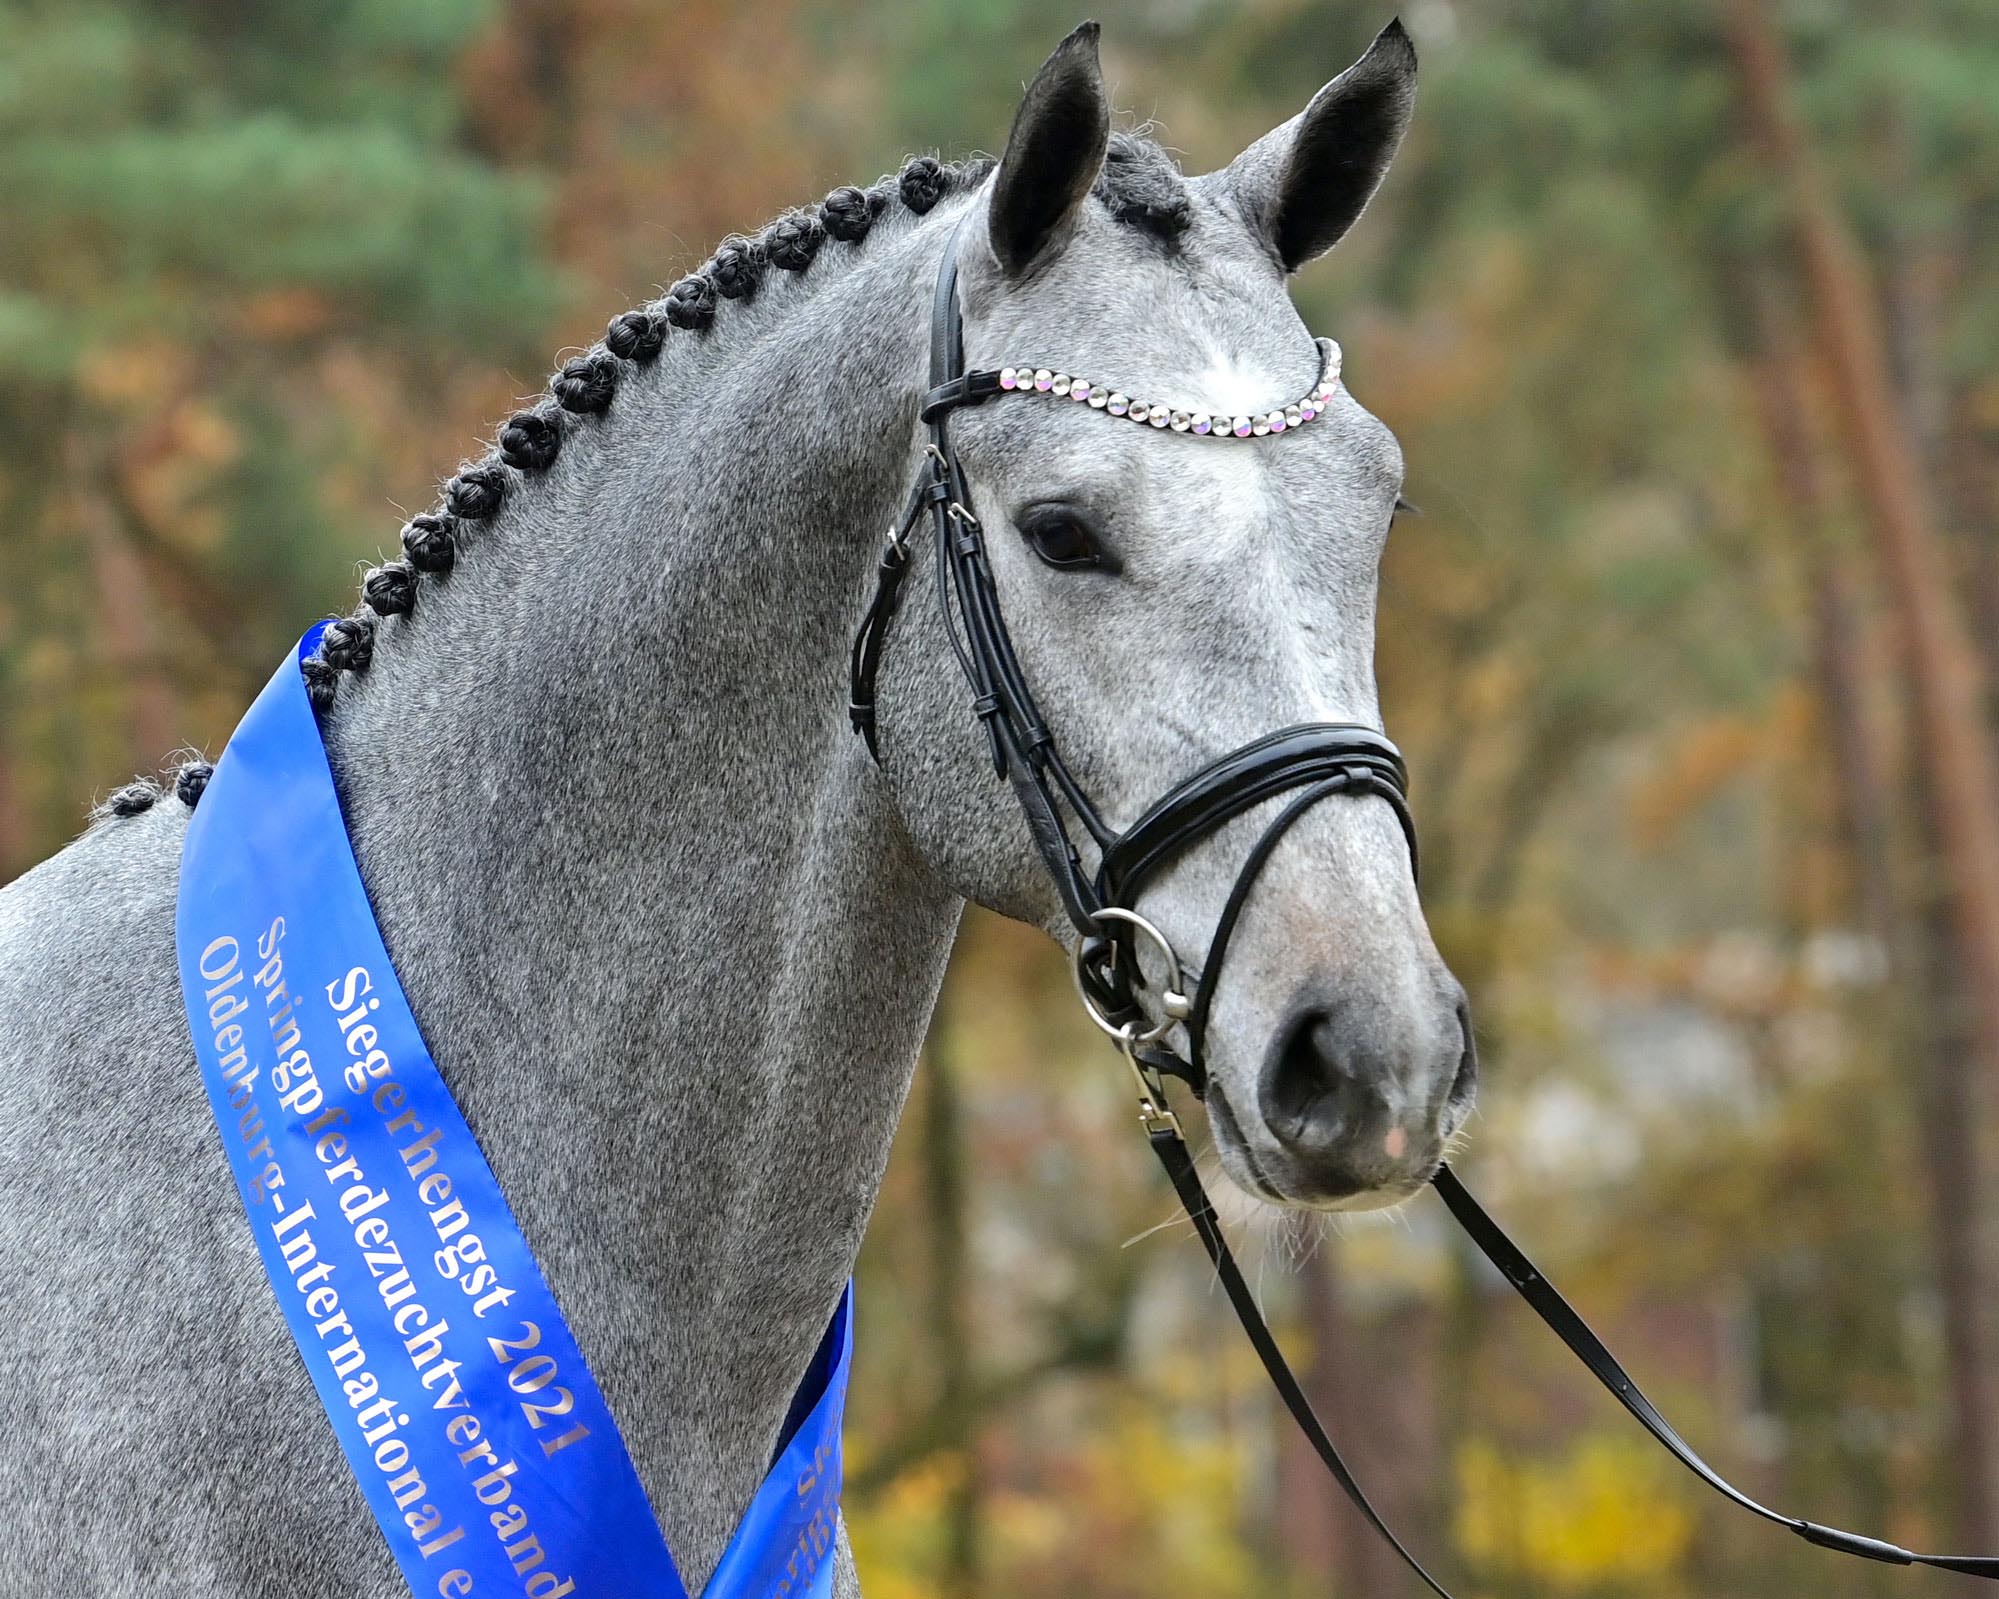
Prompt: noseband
<box><xmin>847</xmin><ymin>212</ymin><xmax>1998</xmax><ymax>1591</ymax></box>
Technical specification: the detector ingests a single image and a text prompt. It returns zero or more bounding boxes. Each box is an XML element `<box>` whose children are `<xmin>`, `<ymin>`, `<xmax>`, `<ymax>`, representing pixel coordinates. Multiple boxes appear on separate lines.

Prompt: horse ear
<box><xmin>988</xmin><ymin>21</ymin><xmax>1111</xmax><ymax>277</ymax></box>
<box><xmin>1219</xmin><ymin>19</ymin><xmax>1417</xmax><ymax>273</ymax></box>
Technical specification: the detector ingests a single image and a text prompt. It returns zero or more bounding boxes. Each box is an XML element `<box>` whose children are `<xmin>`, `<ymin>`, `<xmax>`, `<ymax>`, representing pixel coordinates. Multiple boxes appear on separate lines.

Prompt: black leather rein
<box><xmin>847</xmin><ymin>214</ymin><xmax>1997</xmax><ymax>1590</ymax></box>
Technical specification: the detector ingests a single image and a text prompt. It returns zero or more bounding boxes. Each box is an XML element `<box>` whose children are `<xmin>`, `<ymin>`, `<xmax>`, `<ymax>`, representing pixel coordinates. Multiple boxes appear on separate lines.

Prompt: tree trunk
<box><xmin>73</xmin><ymin>437</ymin><xmax>177</xmax><ymax>774</ymax></box>
<box><xmin>920</xmin><ymin>1016</ymin><xmax>983</xmax><ymax>1598</ymax></box>
<box><xmin>1976</xmin><ymin>532</ymin><xmax>1999</xmax><ymax>697</ymax></box>
<box><xmin>1740</xmin><ymin>279</ymin><xmax>1897</xmax><ymax>935</ymax></box>
<box><xmin>1725</xmin><ymin>0</ymin><xmax>1999</xmax><ymax>1079</ymax></box>
<box><xmin>0</xmin><ymin>733</ymin><xmax>21</xmax><ymax>881</ymax></box>
<box><xmin>1272</xmin><ymin>1242</ymin><xmax>1405</xmax><ymax>1597</ymax></box>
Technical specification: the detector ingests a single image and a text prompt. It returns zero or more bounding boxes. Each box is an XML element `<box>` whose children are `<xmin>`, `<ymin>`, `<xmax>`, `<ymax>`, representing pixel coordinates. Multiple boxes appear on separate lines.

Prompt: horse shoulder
<box><xmin>0</xmin><ymin>816</ymin><xmax>399</xmax><ymax>1594</ymax></box>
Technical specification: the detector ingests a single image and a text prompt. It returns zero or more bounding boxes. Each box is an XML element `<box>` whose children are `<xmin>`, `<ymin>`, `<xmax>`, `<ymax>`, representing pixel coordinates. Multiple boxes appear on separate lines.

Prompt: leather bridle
<box><xmin>848</xmin><ymin>212</ymin><xmax>1997</xmax><ymax>1591</ymax></box>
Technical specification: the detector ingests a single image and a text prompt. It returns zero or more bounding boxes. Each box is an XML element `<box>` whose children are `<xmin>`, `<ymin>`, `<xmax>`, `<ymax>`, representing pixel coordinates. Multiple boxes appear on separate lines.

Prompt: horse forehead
<box><xmin>975</xmin><ymin>199</ymin><xmax>1291</xmax><ymax>364</ymax></box>
<box><xmin>1024</xmin><ymin>266</ymin><xmax>1328</xmax><ymax>439</ymax></box>
<box><xmin>1065</xmin><ymin>277</ymin><xmax>1294</xmax><ymax>386</ymax></box>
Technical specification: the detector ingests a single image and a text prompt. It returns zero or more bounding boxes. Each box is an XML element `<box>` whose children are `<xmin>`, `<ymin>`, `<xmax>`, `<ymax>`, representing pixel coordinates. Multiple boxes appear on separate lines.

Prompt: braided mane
<box><xmin>99</xmin><ymin>138</ymin><xmax>1194</xmax><ymax>821</ymax></box>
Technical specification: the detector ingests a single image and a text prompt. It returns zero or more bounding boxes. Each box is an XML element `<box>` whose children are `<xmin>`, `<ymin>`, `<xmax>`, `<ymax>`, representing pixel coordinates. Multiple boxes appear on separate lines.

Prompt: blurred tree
<box><xmin>0</xmin><ymin>0</ymin><xmax>559</xmax><ymax>870</ymax></box>
<box><xmin>918</xmin><ymin>1010</ymin><xmax>983</xmax><ymax>1598</ymax></box>
<box><xmin>1727</xmin><ymin>0</ymin><xmax>1999</xmax><ymax>1541</ymax></box>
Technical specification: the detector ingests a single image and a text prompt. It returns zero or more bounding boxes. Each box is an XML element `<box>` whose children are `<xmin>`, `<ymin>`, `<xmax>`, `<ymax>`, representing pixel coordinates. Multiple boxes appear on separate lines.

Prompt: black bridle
<box><xmin>849</xmin><ymin>215</ymin><xmax>1997</xmax><ymax>1591</ymax></box>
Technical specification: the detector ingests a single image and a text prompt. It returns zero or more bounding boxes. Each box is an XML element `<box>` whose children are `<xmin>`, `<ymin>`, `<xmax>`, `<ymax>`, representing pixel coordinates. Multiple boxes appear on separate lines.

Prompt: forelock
<box><xmin>1094</xmin><ymin>132</ymin><xmax>1192</xmax><ymax>243</ymax></box>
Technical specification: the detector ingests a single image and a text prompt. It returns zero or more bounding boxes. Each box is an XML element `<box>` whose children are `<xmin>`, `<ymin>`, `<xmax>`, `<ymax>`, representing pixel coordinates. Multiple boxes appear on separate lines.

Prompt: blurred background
<box><xmin>4</xmin><ymin>0</ymin><xmax>1998</xmax><ymax>1593</ymax></box>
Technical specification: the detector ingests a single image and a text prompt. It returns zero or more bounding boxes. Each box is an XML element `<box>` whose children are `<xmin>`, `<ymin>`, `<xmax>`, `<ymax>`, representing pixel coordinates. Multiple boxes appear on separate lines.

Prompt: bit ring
<box><xmin>1072</xmin><ymin>907</ymin><xmax>1189</xmax><ymax>1046</ymax></box>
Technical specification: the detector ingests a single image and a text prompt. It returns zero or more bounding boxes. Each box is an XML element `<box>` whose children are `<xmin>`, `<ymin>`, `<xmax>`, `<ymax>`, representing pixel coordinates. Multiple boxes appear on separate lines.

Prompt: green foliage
<box><xmin>0</xmin><ymin>0</ymin><xmax>564</xmax><ymax>848</ymax></box>
<box><xmin>8</xmin><ymin>119</ymin><xmax>552</xmax><ymax>335</ymax></box>
<box><xmin>0</xmin><ymin>3</ymin><xmax>558</xmax><ymax>365</ymax></box>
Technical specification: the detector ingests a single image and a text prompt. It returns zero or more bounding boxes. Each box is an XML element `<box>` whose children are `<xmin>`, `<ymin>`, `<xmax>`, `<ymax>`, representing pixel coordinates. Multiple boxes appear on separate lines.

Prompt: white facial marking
<box><xmin>1158</xmin><ymin>349</ymin><xmax>1307</xmax><ymax>562</ymax></box>
<box><xmin>1193</xmin><ymin>352</ymin><xmax>1291</xmax><ymax>415</ymax></box>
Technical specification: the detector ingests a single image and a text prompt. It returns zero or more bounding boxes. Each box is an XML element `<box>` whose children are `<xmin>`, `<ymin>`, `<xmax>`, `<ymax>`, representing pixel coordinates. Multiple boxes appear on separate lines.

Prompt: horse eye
<box><xmin>1018</xmin><ymin>508</ymin><xmax>1104</xmax><ymax>571</ymax></box>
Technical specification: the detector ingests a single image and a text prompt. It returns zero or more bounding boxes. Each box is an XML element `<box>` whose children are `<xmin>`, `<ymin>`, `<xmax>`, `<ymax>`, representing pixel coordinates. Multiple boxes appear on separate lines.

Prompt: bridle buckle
<box><xmin>1118</xmin><ymin>1023</ymin><xmax>1181</xmax><ymax>1136</ymax></box>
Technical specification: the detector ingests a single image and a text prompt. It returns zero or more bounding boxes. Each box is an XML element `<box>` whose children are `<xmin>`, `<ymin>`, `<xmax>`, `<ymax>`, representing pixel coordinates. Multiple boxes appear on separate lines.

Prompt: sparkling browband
<box><xmin>994</xmin><ymin>337</ymin><xmax>1342</xmax><ymax>438</ymax></box>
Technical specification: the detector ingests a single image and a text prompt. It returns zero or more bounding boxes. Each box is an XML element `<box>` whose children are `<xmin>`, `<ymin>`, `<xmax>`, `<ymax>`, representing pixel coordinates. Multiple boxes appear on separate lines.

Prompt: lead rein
<box><xmin>1428</xmin><ymin>1163</ymin><xmax>1999</xmax><ymax>1579</ymax></box>
<box><xmin>1151</xmin><ymin>1103</ymin><xmax>1998</xmax><ymax>1587</ymax></box>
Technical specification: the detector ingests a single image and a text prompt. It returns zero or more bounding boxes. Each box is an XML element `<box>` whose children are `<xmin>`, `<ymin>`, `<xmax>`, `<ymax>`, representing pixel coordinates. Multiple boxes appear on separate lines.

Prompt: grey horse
<box><xmin>0</xmin><ymin>20</ymin><xmax>1469</xmax><ymax>1594</ymax></box>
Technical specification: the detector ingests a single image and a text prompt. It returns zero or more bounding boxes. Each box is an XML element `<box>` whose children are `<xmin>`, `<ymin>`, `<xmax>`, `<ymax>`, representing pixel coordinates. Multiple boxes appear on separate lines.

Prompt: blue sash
<box><xmin>175</xmin><ymin>627</ymin><xmax>852</xmax><ymax>1599</ymax></box>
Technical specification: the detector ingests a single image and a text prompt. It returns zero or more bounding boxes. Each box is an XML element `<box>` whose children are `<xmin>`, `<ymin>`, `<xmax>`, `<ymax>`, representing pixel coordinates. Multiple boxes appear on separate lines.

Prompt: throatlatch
<box><xmin>849</xmin><ymin>210</ymin><xmax>1999</xmax><ymax>1592</ymax></box>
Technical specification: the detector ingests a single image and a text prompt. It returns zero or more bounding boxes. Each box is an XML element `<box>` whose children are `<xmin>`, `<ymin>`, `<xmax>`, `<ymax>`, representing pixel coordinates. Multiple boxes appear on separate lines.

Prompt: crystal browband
<box><xmin>994</xmin><ymin>337</ymin><xmax>1342</xmax><ymax>438</ymax></box>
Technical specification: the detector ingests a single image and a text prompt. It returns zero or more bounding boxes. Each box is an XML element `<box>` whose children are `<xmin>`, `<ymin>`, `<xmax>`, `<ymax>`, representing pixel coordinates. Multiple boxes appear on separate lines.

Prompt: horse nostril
<box><xmin>1264</xmin><ymin>1003</ymin><xmax>1382</xmax><ymax>1151</ymax></box>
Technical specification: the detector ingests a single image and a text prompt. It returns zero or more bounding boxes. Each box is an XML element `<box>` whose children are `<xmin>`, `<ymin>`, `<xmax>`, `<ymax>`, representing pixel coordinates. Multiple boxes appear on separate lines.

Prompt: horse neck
<box><xmin>314</xmin><ymin>207</ymin><xmax>966</xmax><ymax>1580</ymax></box>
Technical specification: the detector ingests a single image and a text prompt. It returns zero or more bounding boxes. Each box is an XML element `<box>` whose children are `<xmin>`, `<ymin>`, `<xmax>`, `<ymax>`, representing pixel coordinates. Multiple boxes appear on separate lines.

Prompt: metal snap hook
<box><xmin>1071</xmin><ymin>906</ymin><xmax>1191</xmax><ymax>1046</ymax></box>
<box><xmin>1115</xmin><ymin>1022</ymin><xmax>1183</xmax><ymax>1137</ymax></box>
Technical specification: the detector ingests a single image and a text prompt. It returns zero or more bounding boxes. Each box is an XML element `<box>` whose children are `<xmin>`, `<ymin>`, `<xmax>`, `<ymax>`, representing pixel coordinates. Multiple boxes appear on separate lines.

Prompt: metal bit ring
<box><xmin>1071</xmin><ymin>906</ymin><xmax>1190</xmax><ymax>1046</ymax></box>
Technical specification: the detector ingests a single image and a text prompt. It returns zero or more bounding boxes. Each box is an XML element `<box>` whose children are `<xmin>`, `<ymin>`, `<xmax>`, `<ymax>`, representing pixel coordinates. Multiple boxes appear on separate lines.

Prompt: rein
<box><xmin>850</xmin><ymin>214</ymin><xmax>1999</xmax><ymax>1590</ymax></box>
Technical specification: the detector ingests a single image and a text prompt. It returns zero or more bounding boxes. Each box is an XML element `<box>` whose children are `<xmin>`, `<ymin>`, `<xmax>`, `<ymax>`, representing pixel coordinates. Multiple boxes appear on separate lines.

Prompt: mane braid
<box><xmin>93</xmin><ymin>143</ymin><xmax>1201</xmax><ymax>821</ymax></box>
<box><xmin>276</xmin><ymin>153</ymin><xmax>995</xmax><ymax>725</ymax></box>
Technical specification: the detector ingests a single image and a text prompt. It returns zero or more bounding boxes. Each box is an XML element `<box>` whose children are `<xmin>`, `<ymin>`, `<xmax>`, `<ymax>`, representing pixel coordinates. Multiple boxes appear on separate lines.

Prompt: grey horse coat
<box><xmin>0</xmin><ymin>22</ymin><xmax>1453</xmax><ymax>1595</ymax></box>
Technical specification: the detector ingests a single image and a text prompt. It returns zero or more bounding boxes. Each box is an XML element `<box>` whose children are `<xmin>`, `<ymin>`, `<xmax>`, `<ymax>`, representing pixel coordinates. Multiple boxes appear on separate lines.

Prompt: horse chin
<box><xmin>1301</xmin><ymin>1173</ymin><xmax>1432</xmax><ymax>1215</ymax></box>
